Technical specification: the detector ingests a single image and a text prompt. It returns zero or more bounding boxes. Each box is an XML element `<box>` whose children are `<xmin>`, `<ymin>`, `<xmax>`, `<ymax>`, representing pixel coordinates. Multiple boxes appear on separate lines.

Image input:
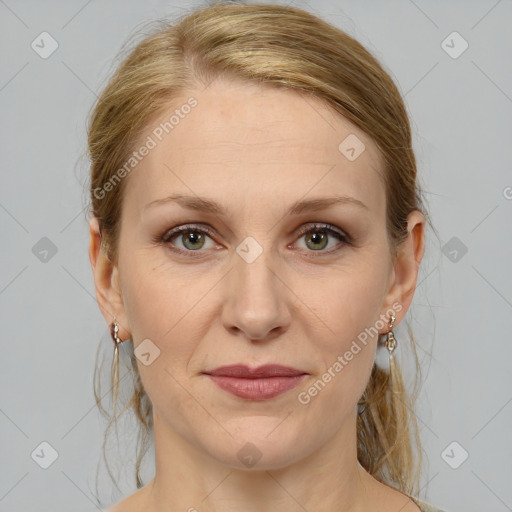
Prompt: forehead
<box><xmin>124</xmin><ymin>78</ymin><xmax>385</xmax><ymax>219</ymax></box>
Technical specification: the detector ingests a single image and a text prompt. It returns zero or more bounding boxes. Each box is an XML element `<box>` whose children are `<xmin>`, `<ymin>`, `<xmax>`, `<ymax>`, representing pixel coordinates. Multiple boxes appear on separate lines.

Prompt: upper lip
<box><xmin>203</xmin><ymin>364</ymin><xmax>307</xmax><ymax>378</ymax></box>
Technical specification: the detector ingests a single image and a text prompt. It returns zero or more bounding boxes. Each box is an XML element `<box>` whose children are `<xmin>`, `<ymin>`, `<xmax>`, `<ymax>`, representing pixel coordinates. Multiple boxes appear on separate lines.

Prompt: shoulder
<box><xmin>416</xmin><ymin>498</ymin><xmax>452</xmax><ymax>512</ymax></box>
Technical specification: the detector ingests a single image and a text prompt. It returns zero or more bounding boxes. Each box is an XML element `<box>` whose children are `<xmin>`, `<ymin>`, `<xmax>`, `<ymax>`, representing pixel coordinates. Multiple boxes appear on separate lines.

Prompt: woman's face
<box><xmin>91</xmin><ymin>77</ymin><xmax>422</xmax><ymax>470</ymax></box>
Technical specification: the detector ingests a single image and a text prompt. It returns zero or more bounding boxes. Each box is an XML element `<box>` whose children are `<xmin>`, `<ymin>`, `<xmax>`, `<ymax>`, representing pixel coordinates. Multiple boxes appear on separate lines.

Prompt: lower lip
<box><xmin>206</xmin><ymin>374</ymin><xmax>308</xmax><ymax>400</ymax></box>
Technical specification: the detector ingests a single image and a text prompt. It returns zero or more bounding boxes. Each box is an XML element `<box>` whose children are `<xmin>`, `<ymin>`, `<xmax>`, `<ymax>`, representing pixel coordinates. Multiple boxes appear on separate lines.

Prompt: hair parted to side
<box><xmin>87</xmin><ymin>1</ymin><xmax>433</xmax><ymax>501</ymax></box>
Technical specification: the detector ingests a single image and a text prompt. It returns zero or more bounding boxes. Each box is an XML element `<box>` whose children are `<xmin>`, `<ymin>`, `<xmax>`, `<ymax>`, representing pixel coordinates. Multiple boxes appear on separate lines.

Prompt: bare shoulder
<box><xmin>368</xmin><ymin>478</ymin><xmax>421</xmax><ymax>512</ymax></box>
<box><xmin>400</xmin><ymin>500</ymin><xmax>423</xmax><ymax>512</ymax></box>
<box><xmin>382</xmin><ymin>491</ymin><xmax>422</xmax><ymax>512</ymax></box>
<box><xmin>107</xmin><ymin>483</ymin><xmax>153</xmax><ymax>512</ymax></box>
<box><xmin>374</xmin><ymin>482</ymin><xmax>450</xmax><ymax>512</ymax></box>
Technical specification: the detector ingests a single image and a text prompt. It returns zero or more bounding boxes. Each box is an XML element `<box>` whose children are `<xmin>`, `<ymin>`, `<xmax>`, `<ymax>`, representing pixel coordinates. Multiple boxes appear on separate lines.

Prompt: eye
<box><xmin>160</xmin><ymin>224</ymin><xmax>218</xmax><ymax>253</ymax></box>
<box><xmin>158</xmin><ymin>222</ymin><xmax>351</xmax><ymax>258</ymax></box>
<box><xmin>292</xmin><ymin>223</ymin><xmax>351</xmax><ymax>254</ymax></box>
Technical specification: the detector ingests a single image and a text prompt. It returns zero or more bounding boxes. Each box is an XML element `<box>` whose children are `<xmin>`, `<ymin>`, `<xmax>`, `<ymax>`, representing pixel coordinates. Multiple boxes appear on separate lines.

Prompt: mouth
<box><xmin>202</xmin><ymin>364</ymin><xmax>308</xmax><ymax>400</ymax></box>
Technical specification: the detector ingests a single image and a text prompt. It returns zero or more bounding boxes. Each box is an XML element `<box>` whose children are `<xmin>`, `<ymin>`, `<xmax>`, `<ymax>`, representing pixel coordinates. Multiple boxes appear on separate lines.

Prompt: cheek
<box><xmin>118</xmin><ymin>266</ymin><xmax>186</xmax><ymax>388</ymax></box>
<box><xmin>120</xmin><ymin>256</ymin><xmax>216</xmax><ymax>378</ymax></box>
<box><xmin>298</xmin><ymin>300</ymin><xmax>380</xmax><ymax>425</ymax></box>
<box><xmin>120</xmin><ymin>251</ymin><xmax>194</xmax><ymax>339</ymax></box>
<box><xmin>295</xmin><ymin>261</ymin><xmax>387</xmax><ymax>404</ymax></box>
<box><xmin>120</xmin><ymin>268</ymin><xmax>205</xmax><ymax>417</ymax></box>
<box><xmin>301</xmin><ymin>259</ymin><xmax>388</xmax><ymax>351</ymax></box>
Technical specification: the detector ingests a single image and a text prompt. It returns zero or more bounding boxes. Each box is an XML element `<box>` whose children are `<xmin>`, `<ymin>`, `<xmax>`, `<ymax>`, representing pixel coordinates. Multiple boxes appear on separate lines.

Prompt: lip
<box><xmin>202</xmin><ymin>365</ymin><xmax>308</xmax><ymax>400</ymax></box>
<box><xmin>204</xmin><ymin>364</ymin><xmax>306</xmax><ymax>378</ymax></box>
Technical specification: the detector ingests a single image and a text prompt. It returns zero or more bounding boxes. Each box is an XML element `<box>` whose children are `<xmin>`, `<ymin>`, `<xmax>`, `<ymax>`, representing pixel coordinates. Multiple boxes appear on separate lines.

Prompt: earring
<box><xmin>359</xmin><ymin>314</ymin><xmax>399</xmax><ymax>414</ymax></box>
<box><xmin>383</xmin><ymin>313</ymin><xmax>397</xmax><ymax>355</ymax></box>
<box><xmin>109</xmin><ymin>316</ymin><xmax>127</xmax><ymax>420</ymax></box>
<box><xmin>110</xmin><ymin>317</ymin><xmax>125</xmax><ymax>357</ymax></box>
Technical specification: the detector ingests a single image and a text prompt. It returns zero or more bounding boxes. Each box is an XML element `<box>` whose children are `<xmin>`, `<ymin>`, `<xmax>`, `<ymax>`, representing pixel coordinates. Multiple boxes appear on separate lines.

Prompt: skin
<box><xmin>89</xmin><ymin>76</ymin><xmax>425</xmax><ymax>512</ymax></box>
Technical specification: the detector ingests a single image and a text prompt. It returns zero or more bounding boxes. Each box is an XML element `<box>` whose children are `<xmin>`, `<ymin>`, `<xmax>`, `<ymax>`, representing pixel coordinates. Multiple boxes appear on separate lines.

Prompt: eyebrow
<box><xmin>144</xmin><ymin>194</ymin><xmax>369</xmax><ymax>215</ymax></box>
<box><xmin>144</xmin><ymin>193</ymin><xmax>368</xmax><ymax>215</ymax></box>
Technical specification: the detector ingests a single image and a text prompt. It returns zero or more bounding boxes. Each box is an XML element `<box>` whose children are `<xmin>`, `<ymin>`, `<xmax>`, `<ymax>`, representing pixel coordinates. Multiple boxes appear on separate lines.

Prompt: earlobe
<box><xmin>88</xmin><ymin>217</ymin><xmax>131</xmax><ymax>340</ymax></box>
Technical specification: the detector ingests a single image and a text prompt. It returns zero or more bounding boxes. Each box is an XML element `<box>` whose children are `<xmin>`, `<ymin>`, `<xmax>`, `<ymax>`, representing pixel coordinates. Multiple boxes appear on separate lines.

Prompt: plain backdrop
<box><xmin>1</xmin><ymin>1</ymin><xmax>511</xmax><ymax>511</ymax></box>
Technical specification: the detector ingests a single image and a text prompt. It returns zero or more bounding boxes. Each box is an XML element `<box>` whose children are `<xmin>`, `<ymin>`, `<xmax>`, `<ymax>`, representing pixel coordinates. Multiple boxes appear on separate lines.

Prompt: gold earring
<box><xmin>110</xmin><ymin>317</ymin><xmax>125</xmax><ymax>357</ymax></box>
<box><xmin>109</xmin><ymin>316</ymin><xmax>129</xmax><ymax>419</ymax></box>
<box><xmin>383</xmin><ymin>313</ymin><xmax>397</xmax><ymax>355</ymax></box>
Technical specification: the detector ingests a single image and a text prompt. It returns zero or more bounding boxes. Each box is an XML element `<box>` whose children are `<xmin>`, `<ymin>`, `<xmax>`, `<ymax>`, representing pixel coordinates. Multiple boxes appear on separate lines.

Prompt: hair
<box><xmin>88</xmin><ymin>1</ymin><xmax>435</xmax><ymax>504</ymax></box>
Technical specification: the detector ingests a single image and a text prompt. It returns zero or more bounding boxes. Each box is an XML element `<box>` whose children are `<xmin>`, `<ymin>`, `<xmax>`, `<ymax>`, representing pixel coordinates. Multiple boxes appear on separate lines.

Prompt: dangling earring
<box><xmin>110</xmin><ymin>317</ymin><xmax>125</xmax><ymax>357</ymax></box>
<box><xmin>382</xmin><ymin>313</ymin><xmax>399</xmax><ymax>382</ymax></box>
<box><xmin>360</xmin><ymin>314</ymin><xmax>399</xmax><ymax>414</ymax></box>
<box><xmin>383</xmin><ymin>313</ymin><xmax>397</xmax><ymax>357</ymax></box>
<box><xmin>110</xmin><ymin>316</ymin><xmax>128</xmax><ymax>415</ymax></box>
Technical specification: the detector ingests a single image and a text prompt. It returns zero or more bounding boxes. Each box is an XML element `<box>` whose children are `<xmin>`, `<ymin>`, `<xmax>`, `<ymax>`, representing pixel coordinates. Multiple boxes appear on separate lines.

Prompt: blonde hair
<box><xmin>88</xmin><ymin>1</ymin><xmax>433</xmax><ymax>501</ymax></box>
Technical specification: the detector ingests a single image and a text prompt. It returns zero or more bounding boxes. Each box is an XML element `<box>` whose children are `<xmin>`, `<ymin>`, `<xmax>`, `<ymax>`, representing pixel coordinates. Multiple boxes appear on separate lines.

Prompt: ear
<box><xmin>380</xmin><ymin>210</ymin><xmax>426</xmax><ymax>330</ymax></box>
<box><xmin>88</xmin><ymin>216</ymin><xmax>131</xmax><ymax>341</ymax></box>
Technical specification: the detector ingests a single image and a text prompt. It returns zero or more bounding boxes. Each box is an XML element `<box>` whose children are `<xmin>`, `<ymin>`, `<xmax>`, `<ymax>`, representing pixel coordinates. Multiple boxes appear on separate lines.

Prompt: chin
<box><xmin>199</xmin><ymin>420</ymin><xmax>310</xmax><ymax>471</ymax></box>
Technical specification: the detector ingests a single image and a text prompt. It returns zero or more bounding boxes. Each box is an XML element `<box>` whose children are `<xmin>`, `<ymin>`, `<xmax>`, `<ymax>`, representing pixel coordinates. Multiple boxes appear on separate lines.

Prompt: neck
<box><xmin>141</xmin><ymin>409</ymin><xmax>376</xmax><ymax>512</ymax></box>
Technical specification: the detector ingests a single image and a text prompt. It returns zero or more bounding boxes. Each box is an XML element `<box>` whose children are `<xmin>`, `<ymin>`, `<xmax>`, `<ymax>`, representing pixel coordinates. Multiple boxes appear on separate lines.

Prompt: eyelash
<box><xmin>157</xmin><ymin>223</ymin><xmax>351</xmax><ymax>258</ymax></box>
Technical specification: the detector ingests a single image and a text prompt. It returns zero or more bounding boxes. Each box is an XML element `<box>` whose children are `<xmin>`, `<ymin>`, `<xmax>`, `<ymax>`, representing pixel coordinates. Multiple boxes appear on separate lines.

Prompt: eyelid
<box><xmin>294</xmin><ymin>222</ymin><xmax>350</xmax><ymax>242</ymax></box>
<box><xmin>161</xmin><ymin>223</ymin><xmax>216</xmax><ymax>241</ymax></box>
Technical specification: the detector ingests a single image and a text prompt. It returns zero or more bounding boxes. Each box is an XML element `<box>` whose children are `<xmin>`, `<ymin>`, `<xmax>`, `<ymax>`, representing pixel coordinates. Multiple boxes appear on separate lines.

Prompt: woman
<box><xmin>87</xmin><ymin>3</ymin><xmax>448</xmax><ymax>511</ymax></box>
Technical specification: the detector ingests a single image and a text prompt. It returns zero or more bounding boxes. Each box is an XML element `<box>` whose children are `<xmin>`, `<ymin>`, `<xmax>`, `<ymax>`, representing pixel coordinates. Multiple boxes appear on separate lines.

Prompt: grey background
<box><xmin>1</xmin><ymin>1</ymin><xmax>511</xmax><ymax>511</ymax></box>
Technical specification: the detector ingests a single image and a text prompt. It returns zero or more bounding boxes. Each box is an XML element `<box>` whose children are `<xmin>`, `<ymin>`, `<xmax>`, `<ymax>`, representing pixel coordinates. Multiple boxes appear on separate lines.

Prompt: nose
<box><xmin>221</xmin><ymin>243</ymin><xmax>292</xmax><ymax>342</ymax></box>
